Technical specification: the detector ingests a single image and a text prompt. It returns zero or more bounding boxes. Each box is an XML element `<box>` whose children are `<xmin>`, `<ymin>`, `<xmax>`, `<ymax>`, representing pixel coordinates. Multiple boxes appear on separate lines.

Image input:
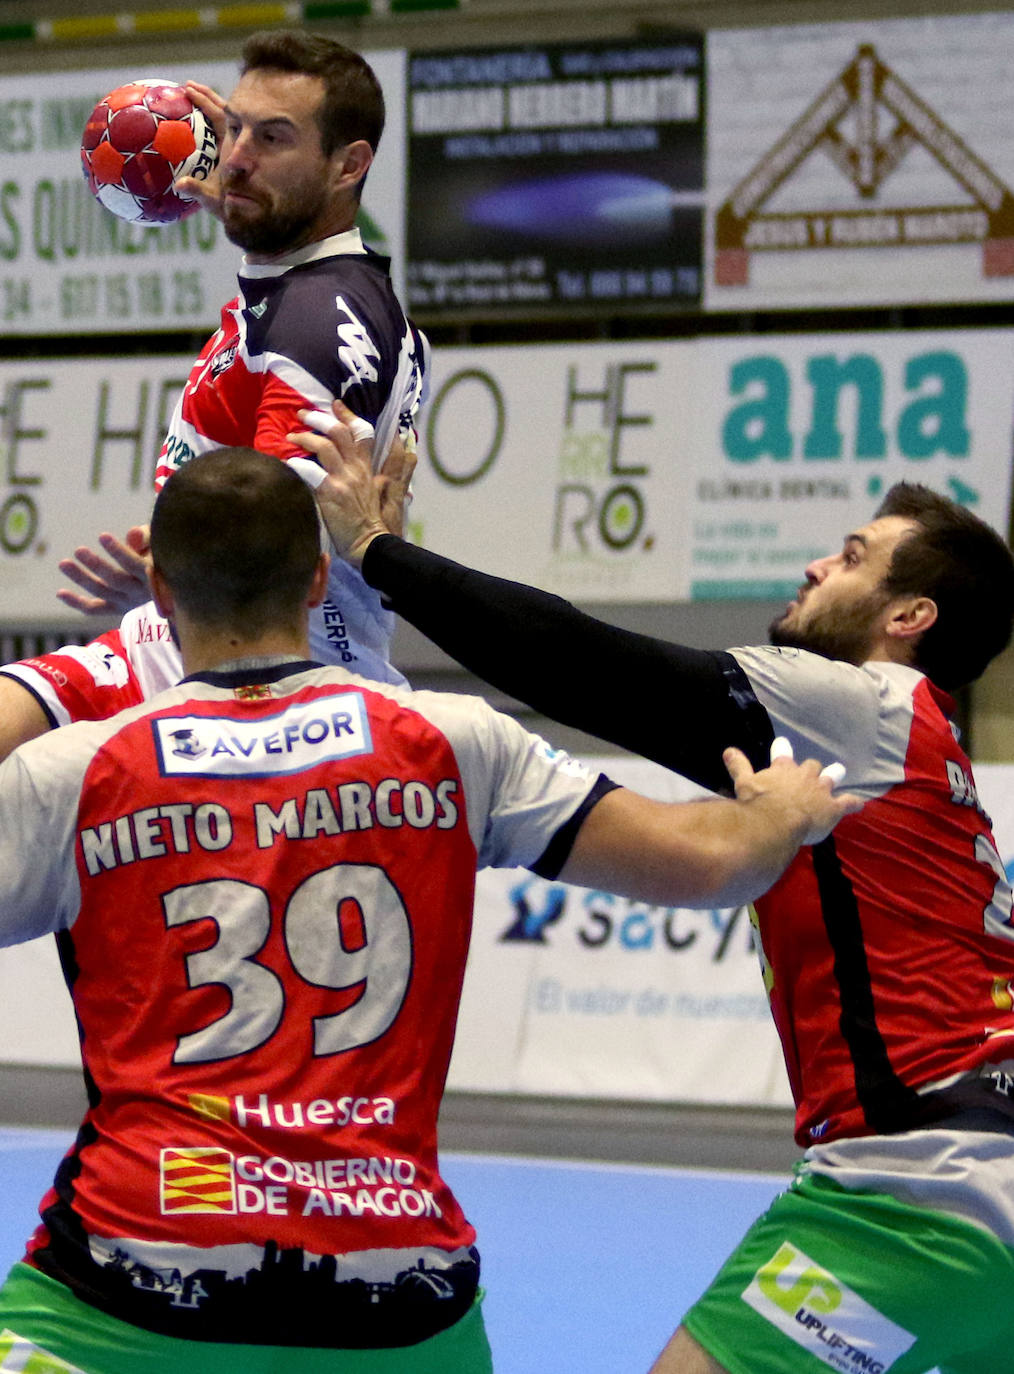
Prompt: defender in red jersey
<box><xmin>0</xmin><ymin>447</ymin><xmax>855</xmax><ymax>1372</ymax></box>
<box><xmin>303</xmin><ymin>405</ymin><xmax>1014</xmax><ymax>1374</ymax></box>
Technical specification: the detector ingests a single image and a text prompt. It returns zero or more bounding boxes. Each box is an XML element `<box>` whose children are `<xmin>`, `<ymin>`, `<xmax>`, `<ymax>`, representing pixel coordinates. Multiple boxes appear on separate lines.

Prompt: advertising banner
<box><xmin>406</xmin><ymin>38</ymin><xmax>705</xmax><ymax>315</ymax></box>
<box><xmin>449</xmin><ymin>759</ymin><xmax>790</xmax><ymax>1106</ymax></box>
<box><xmin>3</xmin><ymin>328</ymin><xmax>1009</xmax><ymax>619</ymax></box>
<box><xmin>0</xmin><ymin>51</ymin><xmax>406</xmax><ymax>336</ymax></box>
<box><xmin>705</xmin><ymin>13</ymin><xmax>1014</xmax><ymax>310</ymax></box>
<box><xmin>0</xmin><ymin>341</ymin><xmax>694</xmax><ymax>622</ymax></box>
<box><xmin>0</xmin><ymin>355</ymin><xmax>189</xmax><ymax>620</ymax></box>
<box><xmin>687</xmin><ymin>328</ymin><xmax>1014</xmax><ymax>599</ymax></box>
<box><xmin>411</xmin><ymin>339</ymin><xmax>696</xmax><ymax>602</ymax></box>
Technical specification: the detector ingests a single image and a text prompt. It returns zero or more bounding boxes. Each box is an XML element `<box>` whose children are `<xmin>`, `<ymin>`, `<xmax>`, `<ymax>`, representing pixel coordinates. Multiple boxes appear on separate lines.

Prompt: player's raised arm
<box><xmin>559</xmin><ymin>742</ymin><xmax>861</xmax><ymax>909</ymax></box>
<box><xmin>293</xmin><ymin>400</ymin><xmax>764</xmax><ymax>793</ymax></box>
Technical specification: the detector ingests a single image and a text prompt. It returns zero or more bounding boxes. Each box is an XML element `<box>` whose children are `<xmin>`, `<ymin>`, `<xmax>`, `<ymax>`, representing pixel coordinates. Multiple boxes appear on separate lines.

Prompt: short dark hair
<box><xmin>875</xmin><ymin>482</ymin><xmax>1014</xmax><ymax>690</ymax></box>
<box><xmin>241</xmin><ymin>30</ymin><xmax>385</xmax><ymax>160</ymax></box>
<box><xmin>150</xmin><ymin>449</ymin><xmax>321</xmax><ymax>638</ymax></box>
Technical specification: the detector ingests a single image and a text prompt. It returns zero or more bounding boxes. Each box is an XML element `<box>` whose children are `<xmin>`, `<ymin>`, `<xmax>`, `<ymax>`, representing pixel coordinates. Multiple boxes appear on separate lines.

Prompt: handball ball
<box><xmin>81</xmin><ymin>79</ymin><xmax>217</xmax><ymax>225</ymax></box>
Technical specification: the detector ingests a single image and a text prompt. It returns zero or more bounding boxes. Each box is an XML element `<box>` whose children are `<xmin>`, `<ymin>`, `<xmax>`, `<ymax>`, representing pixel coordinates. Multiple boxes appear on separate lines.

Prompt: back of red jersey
<box><xmin>1</xmin><ymin>664</ymin><xmax>598</xmax><ymax>1345</ymax></box>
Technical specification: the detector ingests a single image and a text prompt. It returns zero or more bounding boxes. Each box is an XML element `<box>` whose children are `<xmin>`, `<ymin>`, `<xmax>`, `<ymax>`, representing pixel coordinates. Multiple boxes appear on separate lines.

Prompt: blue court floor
<box><xmin>0</xmin><ymin>1125</ymin><xmax>786</xmax><ymax>1372</ymax></box>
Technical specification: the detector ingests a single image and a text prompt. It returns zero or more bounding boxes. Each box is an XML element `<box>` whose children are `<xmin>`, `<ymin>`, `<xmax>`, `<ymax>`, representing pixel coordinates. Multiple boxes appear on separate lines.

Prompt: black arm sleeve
<box><xmin>362</xmin><ymin>536</ymin><xmax>774</xmax><ymax>792</ymax></box>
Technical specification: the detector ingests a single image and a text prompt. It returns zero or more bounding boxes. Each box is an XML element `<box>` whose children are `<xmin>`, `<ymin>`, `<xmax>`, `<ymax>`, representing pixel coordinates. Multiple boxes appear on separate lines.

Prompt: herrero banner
<box><xmin>406</xmin><ymin>38</ymin><xmax>705</xmax><ymax>316</ymax></box>
<box><xmin>0</xmin><ymin>51</ymin><xmax>406</xmax><ymax>336</ymax></box>
<box><xmin>705</xmin><ymin>13</ymin><xmax>1014</xmax><ymax>309</ymax></box>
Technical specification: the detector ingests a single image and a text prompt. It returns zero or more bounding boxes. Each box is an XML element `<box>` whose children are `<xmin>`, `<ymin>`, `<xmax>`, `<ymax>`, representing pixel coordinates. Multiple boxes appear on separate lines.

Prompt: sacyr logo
<box><xmin>500</xmin><ymin>876</ymin><xmax>566</xmax><ymax>943</ymax></box>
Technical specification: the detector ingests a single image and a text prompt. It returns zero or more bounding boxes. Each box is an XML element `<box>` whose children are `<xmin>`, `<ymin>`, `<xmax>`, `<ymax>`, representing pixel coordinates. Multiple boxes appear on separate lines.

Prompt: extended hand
<box><xmin>173</xmin><ymin>82</ymin><xmax>227</xmax><ymax>219</ymax></box>
<box><xmin>56</xmin><ymin>525</ymin><xmax>152</xmax><ymax>616</ymax></box>
<box><xmin>723</xmin><ymin>738</ymin><xmax>863</xmax><ymax>847</ymax></box>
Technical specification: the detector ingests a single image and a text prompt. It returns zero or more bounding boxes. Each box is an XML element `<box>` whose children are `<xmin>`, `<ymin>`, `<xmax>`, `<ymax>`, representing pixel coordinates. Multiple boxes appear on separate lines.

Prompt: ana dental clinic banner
<box><xmin>0</xmin><ymin>50</ymin><xmax>406</xmax><ymax>336</ymax></box>
<box><xmin>10</xmin><ymin>758</ymin><xmax>1014</xmax><ymax>1112</ymax></box>
<box><xmin>686</xmin><ymin>328</ymin><xmax>1014</xmax><ymax>599</ymax></box>
<box><xmin>705</xmin><ymin>12</ymin><xmax>1014</xmax><ymax>310</ymax></box>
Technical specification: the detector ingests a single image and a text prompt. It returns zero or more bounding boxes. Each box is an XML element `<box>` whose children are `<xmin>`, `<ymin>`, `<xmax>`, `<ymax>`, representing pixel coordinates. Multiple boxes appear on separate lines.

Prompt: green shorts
<box><xmin>0</xmin><ymin>1264</ymin><xmax>493</xmax><ymax>1374</ymax></box>
<box><xmin>683</xmin><ymin>1168</ymin><xmax>1014</xmax><ymax>1374</ymax></box>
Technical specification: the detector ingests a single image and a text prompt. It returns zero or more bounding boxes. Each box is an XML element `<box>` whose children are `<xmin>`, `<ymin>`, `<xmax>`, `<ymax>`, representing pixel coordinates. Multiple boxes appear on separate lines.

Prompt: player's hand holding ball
<box><xmin>81</xmin><ymin>78</ymin><xmax>219</xmax><ymax>225</ymax></box>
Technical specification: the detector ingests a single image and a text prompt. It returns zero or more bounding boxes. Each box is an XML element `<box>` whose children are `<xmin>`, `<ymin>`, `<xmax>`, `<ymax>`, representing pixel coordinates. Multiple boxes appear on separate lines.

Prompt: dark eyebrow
<box><xmin>223</xmin><ymin>106</ymin><xmax>298</xmax><ymax>132</ymax></box>
<box><xmin>843</xmin><ymin>533</ymin><xmax>869</xmax><ymax>549</ymax></box>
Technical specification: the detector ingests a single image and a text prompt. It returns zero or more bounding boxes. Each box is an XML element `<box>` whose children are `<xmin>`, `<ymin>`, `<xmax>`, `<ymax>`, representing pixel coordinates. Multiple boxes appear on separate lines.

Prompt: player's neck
<box><xmin>178</xmin><ymin>626</ymin><xmax>312</xmax><ymax>676</ymax></box>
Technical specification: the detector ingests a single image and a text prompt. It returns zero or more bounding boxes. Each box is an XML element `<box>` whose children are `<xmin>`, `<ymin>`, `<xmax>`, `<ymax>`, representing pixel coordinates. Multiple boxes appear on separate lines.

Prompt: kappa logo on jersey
<box><xmin>160</xmin><ymin>1148</ymin><xmax>236</xmax><ymax>1215</ymax></box>
<box><xmin>0</xmin><ymin>1330</ymin><xmax>87</xmax><ymax>1373</ymax></box>
<box><xmin>55</xmin><ymin>644</ymin><xmax>131</xmax><ymax>690</ymax></box>
<box><xmin>153</xmin><ymin>694</ymin><xmax>372</xmax><ymax>778</ymax></box>
<box><xmin>742</xmin><ymin>1242</ymin><xmax>916</xmax><ymax>1372</ymax></box>
<box><xmin>334</xmin><ymin>295</ymin><xmax>381</xmax><ymax>395</ymax></box>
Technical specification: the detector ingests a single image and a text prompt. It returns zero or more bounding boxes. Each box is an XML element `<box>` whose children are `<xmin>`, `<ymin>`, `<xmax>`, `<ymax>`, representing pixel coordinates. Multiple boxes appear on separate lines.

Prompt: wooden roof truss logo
<box><xmin>714</xmin><ymin>43</ymin><xmax>1014</xmax><ymax>284</ymax></box>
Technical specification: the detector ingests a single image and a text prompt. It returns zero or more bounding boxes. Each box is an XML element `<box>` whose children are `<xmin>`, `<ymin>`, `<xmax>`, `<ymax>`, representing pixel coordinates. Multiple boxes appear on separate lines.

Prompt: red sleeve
<box><xmin>249</xmin><ymin>371</ymin><xmax>328</xmax><ymax>460</ymax></box>
<box><xmin>1</xmin><ymin>631</ymin><xmax>144</xmax><ymax>727</ymax></box>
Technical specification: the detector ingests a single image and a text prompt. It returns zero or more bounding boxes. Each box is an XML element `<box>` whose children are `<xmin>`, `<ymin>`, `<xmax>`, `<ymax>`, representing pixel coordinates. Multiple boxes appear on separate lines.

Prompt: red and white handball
<box><xmin>81</xmin><ymin>79</ymin><xmax>217</xmax><ymax>225</ymax></box>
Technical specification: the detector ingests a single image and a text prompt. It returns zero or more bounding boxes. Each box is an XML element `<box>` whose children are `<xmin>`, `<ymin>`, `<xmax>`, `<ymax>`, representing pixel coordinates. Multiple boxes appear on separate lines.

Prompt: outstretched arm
<box><xmin>560</xmin><ymin>742</ymin><xmax>860</xmax><ymax>908</ymax></box>
<box><xmin>293</xmin><ymin>404</ymin><xmax>772</xmax><ymax>792</ymax></box>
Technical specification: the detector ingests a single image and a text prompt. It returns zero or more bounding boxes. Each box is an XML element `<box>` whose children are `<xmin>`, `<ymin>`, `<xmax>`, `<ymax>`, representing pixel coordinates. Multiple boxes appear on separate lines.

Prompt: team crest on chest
<box><xmin>210</xmin><ymin>343</ymin><xmax>238</xmax><ymax>378</ymax></box>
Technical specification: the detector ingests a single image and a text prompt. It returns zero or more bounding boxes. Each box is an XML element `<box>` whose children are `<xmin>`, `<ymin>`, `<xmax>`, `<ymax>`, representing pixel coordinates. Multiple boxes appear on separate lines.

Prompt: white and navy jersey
<box><xmin>731</xmin><ymin>646</ymin><xmax>1014</xmax><ymax>1145</ymax></box>
<box><xmin>156</xmin><ymin>230</ymin><xmax>427</xmax><ymax>686</ymax></box>
<box><xmin>0</xmin><ymin>662</ymin><xmax>605</xmax><ymax>1346</ymax></box>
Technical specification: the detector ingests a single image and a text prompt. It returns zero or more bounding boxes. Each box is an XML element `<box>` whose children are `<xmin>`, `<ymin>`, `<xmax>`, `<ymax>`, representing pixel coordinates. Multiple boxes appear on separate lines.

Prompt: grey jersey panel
<box><xmin>730</xmin><ymin>646</ymin><xmax>926</xmax><ymax>798</ymax></box>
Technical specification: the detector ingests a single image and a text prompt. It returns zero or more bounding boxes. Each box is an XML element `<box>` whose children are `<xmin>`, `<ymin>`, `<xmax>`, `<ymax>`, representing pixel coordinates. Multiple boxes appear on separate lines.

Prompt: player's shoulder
<box><xmin>732</xmin><ymin>644</ymin><xmax>921</xmax><ymax>701</ymax></box>
<box><xmin>330</xmin><ymin>671</ymin><xmax>533</xmax><ymax>760</ymax></box>
<box><xmin>730</xmin><ymin>646</ymin><xmax>930</xmax><ymax>780</ymax></box>
<box><xmin>251</xmin><ymin>263</ymin><xmax>404</xmax><ymax>380</ymax></box>
<box><xmin>282</xmin><ymin>250</ymin><xmax>399</xmax><ymax>319</ymax></box>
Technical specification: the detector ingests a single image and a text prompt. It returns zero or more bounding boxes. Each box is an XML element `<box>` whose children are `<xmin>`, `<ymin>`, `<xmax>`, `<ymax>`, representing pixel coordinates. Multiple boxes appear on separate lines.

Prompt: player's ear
<box><xmin>329</xmin><ymin>139</ymin><xmax>372</xmax><ymax>195</ymax></box>
<box><xmin>149</xmin><ymin>564</ymin><xmax>174</xmax><ymax>620</ymax></box>
<box><xmin>885</xmin><ymin>595</ymin><xmax>937</xmax><ymax>644</ymax></box>
<box><xmin>307</xmin><ymin>552</ymin><xmax>330</xmax><ymax>609</ymax></box>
